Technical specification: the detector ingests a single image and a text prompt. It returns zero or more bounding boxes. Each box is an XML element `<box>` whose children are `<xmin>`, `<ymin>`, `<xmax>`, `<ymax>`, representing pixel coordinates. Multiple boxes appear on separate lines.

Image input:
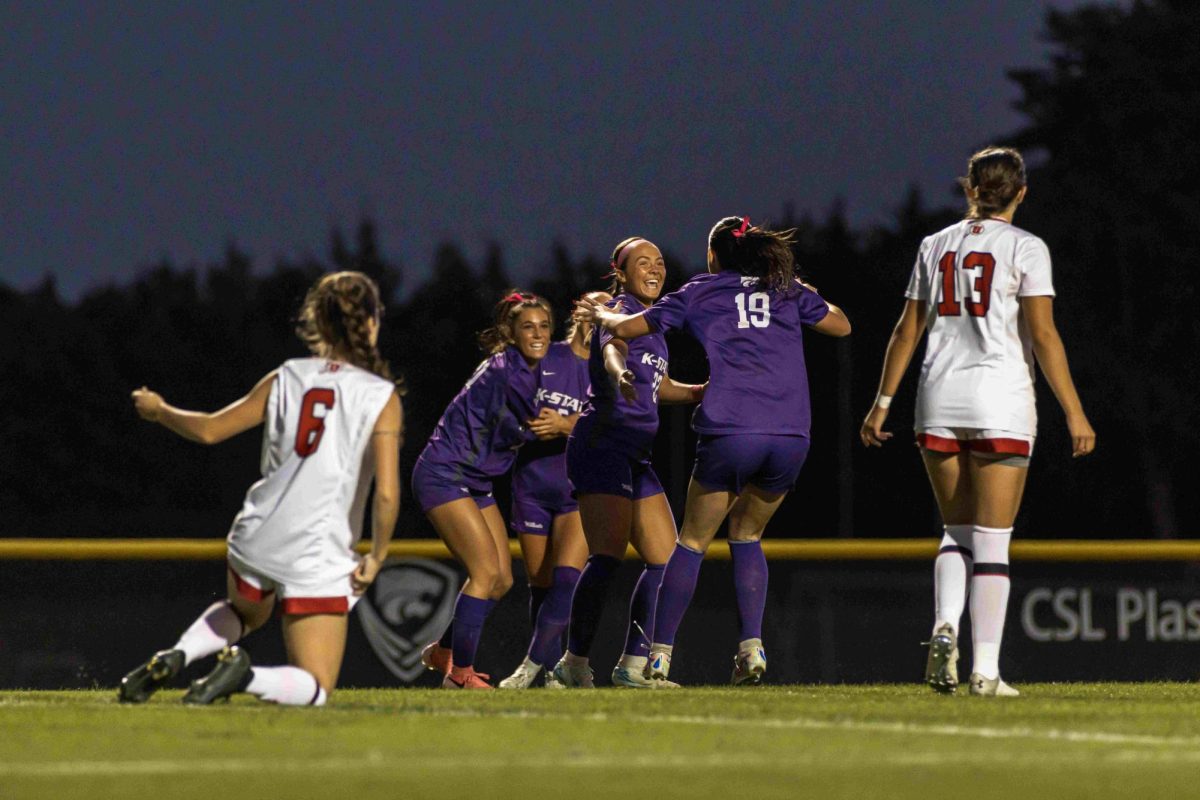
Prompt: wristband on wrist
<box><xmin>876</xmin><ymin>394</ymin><xmax>893</xmax><ymax>410</ymax></box>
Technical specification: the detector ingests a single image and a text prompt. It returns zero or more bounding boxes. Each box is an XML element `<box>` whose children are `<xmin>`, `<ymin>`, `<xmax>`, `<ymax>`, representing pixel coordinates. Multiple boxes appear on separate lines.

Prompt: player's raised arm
<box><xmin>809</xmin><ymin>298</ymin><xmax>852</xmax><ymax>338</ymax></box>
<box><xmin>131</xmin><ymin>371</ymin><xmax>277</xmax><ymax>445</ymax></box>
<box><xmin>575</xmin><ymin>295</ymin><xmax>653</xmax><ymax>340</ymax></box>
<box><xmin>353</xmin><ymin>391</ymin><xmax>403</xmax><ymax>595</ymax></box>
<box><xmin>860</xmin><ymin>300</ymin><xmax>926</xmax><ymax>447</ymax></box>
<box><xmin>657</xmin><ymin>377</ymin><xmax>705</xmax><ymax>405</ymax></box>
<box><xmin>1021</xmin><ymin>296</ymin><xmax>1095</xmax><ymax>457</ymax></box>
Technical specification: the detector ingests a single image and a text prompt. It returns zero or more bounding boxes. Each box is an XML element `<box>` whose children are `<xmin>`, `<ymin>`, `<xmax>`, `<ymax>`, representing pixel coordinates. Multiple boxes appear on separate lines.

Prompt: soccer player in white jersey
<box><xmin>860</xmin><ymin>147</ymin><xmax>1095</xmax><ymax>697</ymax></box>
<box><xmin>118</xmin><ymin>271</ymin><xmax>402</xmax><ymax>706</ymax></box>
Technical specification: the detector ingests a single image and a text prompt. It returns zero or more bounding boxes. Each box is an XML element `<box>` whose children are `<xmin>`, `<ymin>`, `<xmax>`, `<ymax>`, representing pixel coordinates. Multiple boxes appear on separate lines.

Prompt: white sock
<box><xmin>648</xmin><ymin>643</ymin><xmax>673</xmax><ymax>656</ymax></box>
<box><xmin>245</xmin><ymin>666</ymin><xmax>327</xmax><ymax>706</ymax></box>
<box><xmin>969</xmin><ymin>525</ymin><xmax>1013</xmax><ymax>679</ymax></box>
<box><xmin>738</xmin><ymin>638</ymin><xmax>763</xmax><ymax>654</ymax></box>
<box><xmin>933</xmin><ymin>525</ymin><xmax>973</xmax><ymax>635</ymax></box>
<box><xmin>173</xmin><ymin>601</ymin><xmax>244</xmax><ymax>667</ymax></box>
<box><xmin>563</xmin><ymin>651</ymin><xmax>589</xmax><ymax>667</ymax></box>
<box><xmin>617</xmin><ymin>654</ymin><xmax>647</xmax><ymax>670</ymax></box>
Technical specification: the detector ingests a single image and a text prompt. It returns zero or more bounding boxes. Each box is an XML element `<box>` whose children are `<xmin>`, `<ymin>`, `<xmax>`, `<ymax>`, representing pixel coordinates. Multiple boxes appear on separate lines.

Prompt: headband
<box><xmin>610</xmin><ymin>238</ymin><xmax>649</xmax><ymax>272</ymax></box>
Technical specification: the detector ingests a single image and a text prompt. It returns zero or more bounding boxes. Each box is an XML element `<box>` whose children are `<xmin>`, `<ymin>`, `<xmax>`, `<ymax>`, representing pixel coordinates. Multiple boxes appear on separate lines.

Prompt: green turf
<box><xmin>2</xmin><ymin>684</ymin><xmax>1199</xmax><ymax>799</ymax></box>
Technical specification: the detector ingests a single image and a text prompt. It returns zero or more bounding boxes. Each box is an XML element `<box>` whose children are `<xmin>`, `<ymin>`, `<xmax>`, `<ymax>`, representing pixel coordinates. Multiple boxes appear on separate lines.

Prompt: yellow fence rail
<box><xmin>0</xmin><ymin>538</ymin><xmax>1196</xmax><ymax>562</ymax></box>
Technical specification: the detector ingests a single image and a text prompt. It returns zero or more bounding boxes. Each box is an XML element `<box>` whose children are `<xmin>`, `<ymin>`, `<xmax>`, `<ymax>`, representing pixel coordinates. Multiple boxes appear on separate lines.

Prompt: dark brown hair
<box><xmin>477</xmin><ymin>290</ymin><xmax>554</xmax><ymax>354</ymax></box>
<box><xmin>958</xmin><ymin>146</ymin><xmax>1027</xmax><ymax>218</ymax></box>
<box><xmin>296</xmin><ymin>271</ymin><xmax>398</xmax><ymax>386</ymax></box>
<box><xmin>708</xmin><ymin>217</ymin><xmax>798</xmax><ymax>294</ymax></box>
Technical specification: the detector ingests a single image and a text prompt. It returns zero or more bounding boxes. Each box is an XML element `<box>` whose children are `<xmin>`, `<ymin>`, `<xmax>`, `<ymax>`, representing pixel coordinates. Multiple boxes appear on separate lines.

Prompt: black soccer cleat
<box><xmin>118</xmin><ymin>648</ymin><xmax>185</xmax><ymax>704</ymax></box>
<box><xmin>182</xmin><ymin>646</ymin><xmax>252</xmax><ymax>705</ymax></box>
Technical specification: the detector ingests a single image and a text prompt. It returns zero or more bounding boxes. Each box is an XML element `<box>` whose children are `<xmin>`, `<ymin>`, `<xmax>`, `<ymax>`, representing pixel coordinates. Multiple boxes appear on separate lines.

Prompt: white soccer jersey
<box><xmin>227</xmin><ymin>358</ymin><xmax>395</xmax><ymax>590</ymax></box>
<box><xmin>905</xmin><ymin>219</ymin><xmax>1055</xmax><ymax>435</ymax></box>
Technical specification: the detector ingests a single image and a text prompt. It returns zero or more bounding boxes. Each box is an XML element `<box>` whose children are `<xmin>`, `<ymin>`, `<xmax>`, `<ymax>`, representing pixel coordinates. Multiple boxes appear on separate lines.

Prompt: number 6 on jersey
<box><xmin>295</xmin><ymin>388</ymin><xmax>336</xmax><ymax>457</ymax></box>
<box><xmin>735</xmin><ymin>292</ymin><xmax>771</xmax><ymax>329</ymax></box>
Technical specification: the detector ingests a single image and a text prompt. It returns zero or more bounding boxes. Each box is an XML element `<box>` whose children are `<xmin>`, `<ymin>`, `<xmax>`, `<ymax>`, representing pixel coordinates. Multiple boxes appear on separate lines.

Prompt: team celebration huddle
<box><xmin>116</xmin><ymin>146</ymin><xmax>1095</xmax><ymax>706</ymax></box>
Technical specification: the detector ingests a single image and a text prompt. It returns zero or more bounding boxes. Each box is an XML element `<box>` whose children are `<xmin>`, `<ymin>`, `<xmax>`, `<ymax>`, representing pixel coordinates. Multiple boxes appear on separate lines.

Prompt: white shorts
<box><xmin>916</xmin><ymin>427</ymin><xmax>1035</xmax><ymax>467</ymax></box>
<box><xmin>227</xmin><ymin>553</ymin><xmax>360</xmax><ymax>615</ymax></box>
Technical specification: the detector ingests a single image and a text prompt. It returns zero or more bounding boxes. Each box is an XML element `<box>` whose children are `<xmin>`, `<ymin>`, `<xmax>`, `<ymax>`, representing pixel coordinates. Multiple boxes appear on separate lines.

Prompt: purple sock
<box><xmin>529</xmin><ymin>567</ymin><xmax>580</xmax><ymax>667</ymax></box>
<box><xmin>652</xmin><ymin>543</ymin><xmax>704</xmax><ymax>647</ymax></box>
<box><xmin>730</xmin><ymin>540</ymin><xmax>769</xmax><ymax>640</ymax></box>
<box><xmin>623</xmin><ymin>563</ymin><xmax>665</xmax><ymax>657</ymax></box>
<box><xmin>529</xmin><ymin>585</ymin><xmax>550</xmax><ymax>632</ymax></box>
<box><xmin>566</xmin><ymin>554</ymin><xmax>621</xmax><ymax>657</ymax></box>
<box><xmin>451</xmin><ymin>593</ymin><xmax>492</xmax><ymax>668</ymax></box>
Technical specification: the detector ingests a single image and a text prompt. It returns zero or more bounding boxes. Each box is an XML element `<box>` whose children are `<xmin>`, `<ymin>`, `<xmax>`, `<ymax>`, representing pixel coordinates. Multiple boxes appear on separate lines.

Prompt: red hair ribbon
<box><xmin>504</xmin><ymin>292</ymin><xmax>532</xmax><ymax>304</ymax></box>
<box><xmin>732</xmin><ymin>217</ymin><xmax>751</xmax><ymax>239</ymax></box>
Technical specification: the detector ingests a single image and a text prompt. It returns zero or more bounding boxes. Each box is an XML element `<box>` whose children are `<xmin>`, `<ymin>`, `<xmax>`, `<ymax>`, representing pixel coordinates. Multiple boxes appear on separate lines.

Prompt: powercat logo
<box><xmin>356</xmin><ymin>559</ymin><xmax>459</xmax><ymax>682</ymax></box>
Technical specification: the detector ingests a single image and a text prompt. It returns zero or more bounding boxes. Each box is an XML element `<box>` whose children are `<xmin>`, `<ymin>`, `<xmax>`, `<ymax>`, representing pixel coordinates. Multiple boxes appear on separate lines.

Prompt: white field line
<box><xmin>7</xmin><ymin>750</ymin><xmax>1200</xmax><ymax>778</ymax></box>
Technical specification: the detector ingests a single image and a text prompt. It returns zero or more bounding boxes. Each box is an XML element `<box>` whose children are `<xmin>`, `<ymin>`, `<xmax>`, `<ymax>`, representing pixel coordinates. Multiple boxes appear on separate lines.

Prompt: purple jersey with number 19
<box><xmin>643</xmin><ymin>270</ymin><xmax>829</xmax><ymax>437</ymax></box>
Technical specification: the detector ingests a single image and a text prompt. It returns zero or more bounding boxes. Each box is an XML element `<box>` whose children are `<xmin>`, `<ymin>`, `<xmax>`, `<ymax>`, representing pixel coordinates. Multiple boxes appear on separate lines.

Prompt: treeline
<box><xmin>1</xmin><ymin>0</ymin><xmax>1194</xmax><ymax>540</ymax></box>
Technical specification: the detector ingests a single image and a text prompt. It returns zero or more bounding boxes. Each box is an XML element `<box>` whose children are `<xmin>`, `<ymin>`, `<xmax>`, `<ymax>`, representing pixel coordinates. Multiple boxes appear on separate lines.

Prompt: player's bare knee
<box><xmin>727</xmin><ymin>525</ymin><xmax>764</xmax><ymax>543</ymax></box>
<box><xmin>491</xmin><ymin>573</ymin><xmax>514</xmax><ymax>598</ymax></box>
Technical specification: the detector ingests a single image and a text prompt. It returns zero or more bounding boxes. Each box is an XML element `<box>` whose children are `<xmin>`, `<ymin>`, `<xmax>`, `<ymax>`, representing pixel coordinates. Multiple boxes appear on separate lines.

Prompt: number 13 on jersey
<box><xmin>937</xmin><ymin>251</ymin><xmax>996</xmax><ymax>317</ymax></box>
<box><xmin>735</xmin><ymin>292</ymin><xmax>771</xmax><ymax>329</ymax></box>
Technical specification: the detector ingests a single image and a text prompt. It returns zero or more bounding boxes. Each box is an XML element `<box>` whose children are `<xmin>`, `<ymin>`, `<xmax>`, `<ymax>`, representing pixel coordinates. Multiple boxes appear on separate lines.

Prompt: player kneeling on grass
<box><xmin>118</xmin><ymin>271</ymin><xmax>402</xmax><ymax>706</ymax></box>
<box><xmin>861</xmin><ymin>147</ymin><xmax>1095</xmax><ymax>697</ymax></box>
<box><xmin>576</xmin><ymin>218</ymin><xmax>849</xmax><ymax>686</ymax></box>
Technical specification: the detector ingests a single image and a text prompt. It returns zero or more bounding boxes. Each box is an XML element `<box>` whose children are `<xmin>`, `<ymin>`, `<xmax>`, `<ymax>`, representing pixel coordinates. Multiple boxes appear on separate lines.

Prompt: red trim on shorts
<box><xmin>281</xmin><ymin>596</ymin><xmax>349</xmax><ymax>615</ymax></box>
<box><xmin>916</xmin><ymin>434</ymin><xmax>964</xmax><ymax>453</ymax></box>
<box><xmin>969</xmin><ymin>438</ymin><xmax>1031</xmax><ymax>456</ymax></box>
<box><xmin>228</xmin><ymin>566</ymin><xmax>273</xmax><ymax>602</ymax></box>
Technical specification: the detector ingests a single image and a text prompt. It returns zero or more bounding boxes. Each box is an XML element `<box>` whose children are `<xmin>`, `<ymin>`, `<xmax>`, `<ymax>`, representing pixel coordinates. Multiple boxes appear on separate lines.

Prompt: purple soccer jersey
<box><xmin>417</xmin><ymin>345</ymin><xmax>540</xmax><ymax>488</ymax></box>
<box><xmin>512</xmin><ymin>341</ymin><xmax>589</xmax><ymax>508</ymax></box>
<box><xmin>573</xmin><ymin>294</ymin><xmax>670</xmax><ymax>459</ymax></box>
<box><xmin>643</xmin><ymin>271</ymin><xmax>829</xmax><ymax>436</ymax></box>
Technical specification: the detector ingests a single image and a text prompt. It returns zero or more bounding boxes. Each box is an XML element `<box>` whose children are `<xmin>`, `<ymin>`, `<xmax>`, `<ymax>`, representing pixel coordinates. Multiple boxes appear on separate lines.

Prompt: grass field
<box><xmin>2</xmin><ymin>685</ymin><xmax>1200</xmax><ymax>800</ymax></box>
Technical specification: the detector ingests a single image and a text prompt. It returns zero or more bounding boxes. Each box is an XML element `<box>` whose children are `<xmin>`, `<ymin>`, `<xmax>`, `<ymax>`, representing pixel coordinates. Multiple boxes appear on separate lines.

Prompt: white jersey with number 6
<box><xmin>226</xmin><ymin>358</ymin><xmax>395</xmax><ymax>591</ymax></box>
<box><xmin>905</xmin><ymin>219</ymin><xmax>1055</xmax><ymax>436</ymax></box>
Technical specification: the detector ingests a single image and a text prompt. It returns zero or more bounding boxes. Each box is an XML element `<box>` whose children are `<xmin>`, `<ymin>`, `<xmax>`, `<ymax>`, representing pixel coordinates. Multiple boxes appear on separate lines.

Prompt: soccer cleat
<box><xmin>923</xmin><ymin>624</ymin><xmax>959</xmax><ymax>694</ymax></box>
<box><xmin>118</xmin><ymin>648</ymin><xmax>185</xmax><ymax>704</ymax></box>
<box><xmin>611</xmin><ymin>662</ymin><xmax>656</xmax><ymax>689</ymax></box>
<box><xmin>549</xmin><ymin>657</ymin><xmax>595</xmax><ymax>688</ymax></box>
<box><xmin>645</xmin><ymin>647</ymin><xmax>679</xmax><ymax>687</ymax></box>
<box><xmin>442</xmin><ymin>666</ymin><xmax>493</xmax><ymax>690</ymax></box>
<box><xmin>498</xmin><ymin>657</ymin><xmax>542</xmax><ymax>689</ymax></box>
<box><xmin>182</xmin><ymin>646</ymin><xmax>252</xmax><ymax>705</ymax></box>
<box><xmin>731</xmin><ymin>639</ymin><xmax>767</xmax><ymax>686</ymax></box>
<box><xmin>420</xmin><ymin>641</ymin><xmax>453</xmax><ymax>675</ymax></box>
<box><xmin>968</xmin><ymin>673</ymin><xmax>1020</xmax><ymax>697</ymax></box>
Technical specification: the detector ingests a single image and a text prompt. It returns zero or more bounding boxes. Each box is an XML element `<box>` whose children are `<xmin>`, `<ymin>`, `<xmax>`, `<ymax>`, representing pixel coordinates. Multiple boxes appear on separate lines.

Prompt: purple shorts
<box><xmin>566</xmin><ymin>439</ymin><xmax>664</xmax><ymax>501</ymax></box>
<box><xmin>510</xmin><ymin>496</ymin><xmax>579</xmax><ymax>536</ymax></box>
<box><xmin>411</xmin><ymin>457</ymin><xmax>497</xmax><ymax>515</ymax></box>
<box><xmin>692</xmin><ymin>434</ymin><xmax>810</xmax><ymax>495</ymax></box>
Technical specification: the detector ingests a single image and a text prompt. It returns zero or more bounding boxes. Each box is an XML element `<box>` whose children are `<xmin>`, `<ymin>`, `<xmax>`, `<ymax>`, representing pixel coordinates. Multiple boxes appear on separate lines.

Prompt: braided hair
<box><xmin>959</xmin><ymin>146</ymin><xmax>1026</xmax><ymax>219</ymax></box>
<box><xmin>708</xmin><ymin>217</ymin><xmax>799</xmax><ymax>294</ymax></box>
<box><xmin>477</xmin><ymin>289</ymin><xmax>554</xmax><ymax>354</ymax></box>
<box><xmin>296</xmin><ymin>271</ymin><xmax>399</xmax><ymax>387</ymax></box>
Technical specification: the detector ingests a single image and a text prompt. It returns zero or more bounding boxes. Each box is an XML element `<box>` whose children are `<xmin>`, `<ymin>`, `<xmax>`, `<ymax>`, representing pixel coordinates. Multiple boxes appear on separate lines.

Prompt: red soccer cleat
<box><xmin>421</xmin><ymin>642</ymin><xmax>453</xmax><ymax>675</ymax></box>
<box><xmin>442</xmin><ymin>665</ymin><xmax>493</xmax><ymax>690</ymax></box>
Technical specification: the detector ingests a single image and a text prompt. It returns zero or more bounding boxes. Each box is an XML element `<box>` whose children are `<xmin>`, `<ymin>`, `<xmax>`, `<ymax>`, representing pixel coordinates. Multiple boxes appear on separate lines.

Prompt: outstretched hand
<box><xmin>574</xmin><ymin>296</ymin><xmax>615</xmax><ymax>329</ymax></box>
<box><xmin>616</xmin><ymin>369</ymin><xmax>638</xmax><ymax>403</ymax></box>
<box><xmin>132</xmin><ymin>387</ymin><xmax>164</xmax><ymax>422</ymax></box>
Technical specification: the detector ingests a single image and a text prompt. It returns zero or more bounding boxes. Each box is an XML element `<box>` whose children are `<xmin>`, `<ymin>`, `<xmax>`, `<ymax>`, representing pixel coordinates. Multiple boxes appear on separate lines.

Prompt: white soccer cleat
<box><xmin>968</xmin><ymin>673</ymin><xmax>1020</xmax><ymax>697</ymax></box>
<box><xmin>549</xmin><ymin>656</ymin><xmax>595</xmax><ymax>689</ymax></box>
<box><xmin>611</xmin><ymin>655</ymin><xmax>655</xmax><ymax>689</ymax></box>
<box><xmin>498</xmin><ymin>656</ymin><xmax>542</xmax><ymax>689</ymax></box>
<box><xmin>731</xmin><ymin>639</ymin><xmax>767</xmax><ymax>686</ymax></box>
<box><xmin>644</xmin><ymin>646</ymin><xmax>679</xmax><ymax>687</ymax></box>
<box><xmin>923</xmin><ymin>623</ymin><xmax>959</xmax><ymax>695</ymax></box>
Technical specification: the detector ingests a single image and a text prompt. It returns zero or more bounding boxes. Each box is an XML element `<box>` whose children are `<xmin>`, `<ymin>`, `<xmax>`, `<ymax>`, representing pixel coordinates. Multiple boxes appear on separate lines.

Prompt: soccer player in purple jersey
<box><xmin>577</xmin><ymin>218</ymin><xmax>850</xmax><ymax>686</ymax></box>
<box><xmin>499</xmin><ymin>291</ymin><xmax>611</xmax><ymax>689</ymax></box>
<box><xmin>412</xmin><ymin>291</ymin><xmax>550</xmax><ymax>689</ymax></box>
<box><xmin>550</xmin><ymin>238</ymin><xmax>704</xmax><ymax>689</ymax></box>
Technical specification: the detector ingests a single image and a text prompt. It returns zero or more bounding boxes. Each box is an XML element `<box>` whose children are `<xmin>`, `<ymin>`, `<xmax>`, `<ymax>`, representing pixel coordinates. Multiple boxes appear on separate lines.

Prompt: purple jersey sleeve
<box><xmin>643</xmin><ymin>276</ymin><xmax>698</xmax><ymax>334</ymax></box>
<box><xmin>796</xmin><ymin>285</ymin><xmax>830</xmax><ymax>325</ymax></box>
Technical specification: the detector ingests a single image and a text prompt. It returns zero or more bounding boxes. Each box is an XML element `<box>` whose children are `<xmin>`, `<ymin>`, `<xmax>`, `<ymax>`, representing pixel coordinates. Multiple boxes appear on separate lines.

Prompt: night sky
<box><xmin>2</xmin><ymin>1</ymin><xmax>1093</xmax><ymax>299</ymax></box>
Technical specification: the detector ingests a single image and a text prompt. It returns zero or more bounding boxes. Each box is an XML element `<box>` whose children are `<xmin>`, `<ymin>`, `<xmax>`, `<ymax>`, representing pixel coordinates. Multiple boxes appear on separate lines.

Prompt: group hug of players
<box><xmin>116</xmin><ymin>146</ymin><xmax>1095</xmax><ymax>706</ymax></box>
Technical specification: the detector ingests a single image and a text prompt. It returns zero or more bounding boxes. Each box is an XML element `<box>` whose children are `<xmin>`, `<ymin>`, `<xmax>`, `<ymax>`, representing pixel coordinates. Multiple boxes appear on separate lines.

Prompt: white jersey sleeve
<box><xmin>904</xmin><ymin>238</ymin><xmax>932</xmax><ymax>301</ymax></box>
<box><xmin>227</xmin><ymin>358</ymin><xmax>395</xmax><ymax>590</ymax></box>
<box><xmin>1016</xmin><ymin>236</ymin><xmax>1055</xmax><ymax>297</ymax></box>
